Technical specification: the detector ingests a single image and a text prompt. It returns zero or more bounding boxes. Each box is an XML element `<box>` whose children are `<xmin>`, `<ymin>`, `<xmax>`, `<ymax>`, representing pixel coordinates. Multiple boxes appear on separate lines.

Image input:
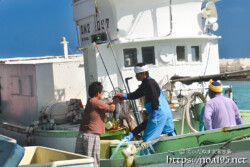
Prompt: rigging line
<box><xmin>201</xmin><ymin>132</ymin><xmax>250</xmax><ymax>167</ymax></box>
<box><xmin>93</xmin><ymin>1</ymin><xmax>142</xmax><ymax>126</ymax></box>
<box><xmin>93</xmin><ymin>0</ymin><xmax>129</xmax><ymax>94</ymax></box>
<box><xmin>94</xmin><ymin>42</ymin><xmax>116</xmax><ymax>93</ymax></box>
<box><xmin>75</xmin><ymin>23</ymin><xmax>81</xmax><ymax>48</ymax></box>
<box><xmin>204</xmin><ymin>41</ymin><xmax>211</xmax><ymax>75</ymax></box>
<box><xmin>68</xmin><ymin>46</ymin><xmax>74</xmax><ymax>55</ymax></box>
<box><xmin>165</xmin><ymin>0</ymin><xmax>173</xmax><ymax>36</ymax></box>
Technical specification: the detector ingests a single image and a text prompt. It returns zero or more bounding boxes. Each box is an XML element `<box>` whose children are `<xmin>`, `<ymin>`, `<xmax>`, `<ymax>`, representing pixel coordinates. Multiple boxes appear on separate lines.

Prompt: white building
<box><xmin>0</xmin><ymin>55</ymin><xmax>86</xmax><ymax>126</ymax></box>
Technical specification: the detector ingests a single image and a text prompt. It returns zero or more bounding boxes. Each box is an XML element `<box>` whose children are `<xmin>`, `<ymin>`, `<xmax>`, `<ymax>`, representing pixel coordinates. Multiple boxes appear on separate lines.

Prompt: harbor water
<box><xmin>222</xmin><ymin>81</ymin><xmax>250</xmax><ymax>110</ymax></box>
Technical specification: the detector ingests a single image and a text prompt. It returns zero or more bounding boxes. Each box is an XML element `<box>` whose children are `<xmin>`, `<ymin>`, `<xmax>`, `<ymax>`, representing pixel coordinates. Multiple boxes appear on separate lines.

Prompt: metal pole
<box><xmin>125</xmin><ymin>77</ymin><xmax>142</xmax><ymax>125</ymax></box>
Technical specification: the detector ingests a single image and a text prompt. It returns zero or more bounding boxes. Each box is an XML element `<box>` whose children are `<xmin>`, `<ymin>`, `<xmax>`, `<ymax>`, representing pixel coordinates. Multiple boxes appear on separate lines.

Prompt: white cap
<box><xmin>134</xmin><ymin>64</ymin><xmax>149</xmax><ymax>73</ymax></box>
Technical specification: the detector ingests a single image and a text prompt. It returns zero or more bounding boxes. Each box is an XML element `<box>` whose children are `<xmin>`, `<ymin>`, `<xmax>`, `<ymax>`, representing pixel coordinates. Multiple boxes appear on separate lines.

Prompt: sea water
<box><xmin>222</xmin><ymin>81</ymin><xmax>250</xmax><ymax>110</ymax></box>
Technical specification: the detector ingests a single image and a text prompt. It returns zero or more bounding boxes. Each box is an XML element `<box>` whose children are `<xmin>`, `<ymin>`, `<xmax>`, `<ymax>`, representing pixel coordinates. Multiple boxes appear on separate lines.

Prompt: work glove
<box><xmin>113</xmin><ymin>94</ymin><xmax>128</xmax><ymax>101</ymax></box>
<box><xmin>151</xmin><ymin>110</ymin><xmax>157</xmax><ymax>125</ymax></box>
<box><xmin>123</xmin><ymin>132</ymin><xmax>134</xmax><ymax>141</ymax></box>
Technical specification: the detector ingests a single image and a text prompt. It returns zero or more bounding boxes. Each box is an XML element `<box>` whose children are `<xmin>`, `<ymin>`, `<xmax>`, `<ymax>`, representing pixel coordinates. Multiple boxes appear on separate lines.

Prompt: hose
<box><xmin>110</xmin><ymin>139</ymin><xmax>128</xmax><ymax>159</ymax></box>
<box><xmin>181</xmin><ymin>92</ymin><xmax>206</xmax><ymax>134</ymax></box>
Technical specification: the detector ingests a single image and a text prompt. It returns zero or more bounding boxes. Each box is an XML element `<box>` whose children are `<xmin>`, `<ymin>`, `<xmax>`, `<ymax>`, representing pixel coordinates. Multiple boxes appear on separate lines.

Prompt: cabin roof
<box><xmin>0</xmin><ymin>54</ymin><xmax>83</xmax><ymax>65</ymax></box>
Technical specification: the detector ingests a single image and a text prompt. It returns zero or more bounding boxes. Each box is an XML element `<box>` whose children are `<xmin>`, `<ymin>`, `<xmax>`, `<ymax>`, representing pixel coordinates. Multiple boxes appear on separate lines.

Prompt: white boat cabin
<box><xmin>73</xmin><ymin>0</ymin><xmax>220</xmax><ymax>94</ymax></box>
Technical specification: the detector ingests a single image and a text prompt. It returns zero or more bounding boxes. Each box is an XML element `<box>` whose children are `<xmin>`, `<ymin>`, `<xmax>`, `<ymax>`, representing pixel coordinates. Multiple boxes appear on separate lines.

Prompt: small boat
<box><xmin>19</xmin><ymin>146</ymin><xmax>94</xmax><ymax>167</ymax></box>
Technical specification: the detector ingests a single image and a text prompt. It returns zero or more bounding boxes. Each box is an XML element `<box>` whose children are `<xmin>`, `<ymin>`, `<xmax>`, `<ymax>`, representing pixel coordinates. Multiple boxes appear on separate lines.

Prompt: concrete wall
<box><xmin>52</xmin><ymin>61</ymin><xmax>86</xmax><ymax>103</ymax></box>
<box><xmin>36</xmin><ymin>63</ymin><xmax>55</xmax><ymax>116</ymax></box>
<box><xmin>220</xmin><ymin>59</ymin><xmax>250</xmax><ymax>73</ymax></box>
<box><xmin>36</xmin><ymin>60</ymin><xmax>86</xmax><ymax>120</ymax></box>
<box><xmin>0</xmin><ymin>64</ymin><xmax>38</xmax><ymax>125</ymax></box>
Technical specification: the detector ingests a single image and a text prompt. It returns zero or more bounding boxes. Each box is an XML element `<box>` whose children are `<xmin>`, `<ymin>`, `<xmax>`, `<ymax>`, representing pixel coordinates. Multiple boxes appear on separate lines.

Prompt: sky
<box><xmin>215</xmin><ymin>0</ymin><xmax>250</xmax><ymax>59</ymax></box>
<box><xmin>0</xmin><ymin>0</ymin><xmax>79</xmax><ymax>58</ymax></box>
<box><xmin>0</xmin><ymin>0</ymin><xmax>250</xmax><ymax>59</ymax></box>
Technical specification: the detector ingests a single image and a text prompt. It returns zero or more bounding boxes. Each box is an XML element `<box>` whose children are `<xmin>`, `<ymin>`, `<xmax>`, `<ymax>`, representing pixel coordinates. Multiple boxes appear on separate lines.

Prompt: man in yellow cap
<box><xmin>203</xmin><ymin>79</ymin><xmax>243</xmax><ymax>130</ymax></box>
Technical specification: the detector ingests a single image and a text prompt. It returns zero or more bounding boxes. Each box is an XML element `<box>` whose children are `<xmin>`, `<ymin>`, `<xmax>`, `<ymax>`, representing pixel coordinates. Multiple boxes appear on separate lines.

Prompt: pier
<box><xmin>220</xmin><ymin>58</ymin><xmax>250</xmax><ymax>80</ymax></box>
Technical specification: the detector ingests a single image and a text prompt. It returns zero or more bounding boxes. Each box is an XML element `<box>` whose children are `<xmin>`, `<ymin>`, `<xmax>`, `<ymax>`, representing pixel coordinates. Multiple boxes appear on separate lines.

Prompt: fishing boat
<box><xmin>1</xmin><ymin>0</ymin><xmax>250</xmax><ymax>166</ymax></box>
<box><xmin>103</xmin><ymin>124</ymin><xmax>250</xmax><ymax>167</ymax></box>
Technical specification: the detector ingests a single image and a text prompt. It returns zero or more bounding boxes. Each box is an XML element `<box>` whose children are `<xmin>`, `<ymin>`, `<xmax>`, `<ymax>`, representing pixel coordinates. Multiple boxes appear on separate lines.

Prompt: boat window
<box><xmin>123</xmin><ymin>48</ymin><xmax>137</xmax><ymax>67</ymax></box>
<box><xmin>176</xmin><ymin>46</ymin><xmax>186</xmax><ymax>62</ymax></box>
<box><xmin>10</xmin><ymin>76</ymin><xmax>33</xmax><ymax>97</ymax></box>
<box><xmin>191</xmin><ymin>46</ymin><xmax>200</xmax><ymax>62</ymax></box>
<box><xmin>142</xmin><ymin>46</ymin><xmax>155</xmax><ymax>65</ymax></box>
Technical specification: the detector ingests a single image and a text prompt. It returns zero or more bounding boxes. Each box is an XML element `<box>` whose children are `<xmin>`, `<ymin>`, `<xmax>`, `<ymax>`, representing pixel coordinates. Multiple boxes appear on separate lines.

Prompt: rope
<box><xmin>132</xmin><ymin>134</ymin><xmax>169</xmax><ymax>155</ymax></box>
<box><xmin>201</xmin><ymin>132</ymin><xmax>250</xmax><ymax>167</ymax></box>
<box><xmin>25</xmin><ymin>121</ymin><xmax>40</xmax><ymax>146</ymax></box>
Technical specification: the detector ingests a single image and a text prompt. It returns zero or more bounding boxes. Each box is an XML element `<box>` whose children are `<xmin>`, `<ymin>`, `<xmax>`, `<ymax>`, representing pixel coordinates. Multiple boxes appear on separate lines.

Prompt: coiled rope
<box><xmin>181</xmin><ymin>91</ymin><xmax>206</xmax><ymax>134</ymax></box>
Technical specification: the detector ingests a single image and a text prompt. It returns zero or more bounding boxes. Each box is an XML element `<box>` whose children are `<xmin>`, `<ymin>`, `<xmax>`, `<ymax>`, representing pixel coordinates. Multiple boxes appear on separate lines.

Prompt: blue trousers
<box><xmin>142</xmin><ymin>91</ymin><xmax>176</xmax><ymax>154</ymax></box>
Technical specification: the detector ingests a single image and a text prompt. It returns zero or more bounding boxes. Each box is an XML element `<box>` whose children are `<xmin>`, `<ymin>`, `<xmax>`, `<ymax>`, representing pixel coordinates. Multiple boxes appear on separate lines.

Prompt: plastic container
<box><xmin>100</xmin><ymin>140</ymin><xmax>120</xmax><ymax>159</ymax></box>
<box><xmin>18</xmin><ymin>146</ymin><xmax>94</xmax><ymax>167</ymax></box>
<box><xmin>0</xmin><ymin>140</ymin><xmax>25</xmax><ymax>167</ymax></box>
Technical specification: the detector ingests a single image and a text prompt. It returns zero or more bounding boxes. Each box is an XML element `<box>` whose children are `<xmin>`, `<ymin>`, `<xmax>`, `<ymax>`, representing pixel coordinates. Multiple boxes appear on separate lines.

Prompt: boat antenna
<box><xmin>93</xmin><ymin>0</ymin><xmax>129</xmax><ymax>94</ymax></box>
<box><xmin>94</xmin><ymin>42</ymin><xmax>116</xmax><ymax>93</ymax></box>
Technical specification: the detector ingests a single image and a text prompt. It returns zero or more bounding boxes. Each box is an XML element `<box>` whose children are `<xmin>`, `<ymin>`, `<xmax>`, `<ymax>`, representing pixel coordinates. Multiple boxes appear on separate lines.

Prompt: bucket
<box><xmin>191</xmin><ymin>103</ymin><xmax>205</xmax><ymax>121</ymax></box>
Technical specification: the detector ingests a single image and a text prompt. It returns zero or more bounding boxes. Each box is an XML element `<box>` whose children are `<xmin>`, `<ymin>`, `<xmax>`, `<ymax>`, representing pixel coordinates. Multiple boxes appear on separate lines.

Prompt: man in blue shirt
<box><xmin>114</xmin><ymin>63</ymin><xmax>176</xmax><ymax>153</ymax></box>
